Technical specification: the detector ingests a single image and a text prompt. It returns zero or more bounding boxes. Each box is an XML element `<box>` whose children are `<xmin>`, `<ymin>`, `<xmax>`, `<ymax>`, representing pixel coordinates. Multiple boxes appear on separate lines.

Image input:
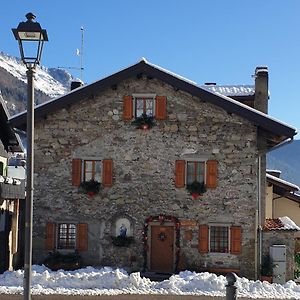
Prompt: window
<box><xmin>210</xmin><ymin>226</ymin><xmax>229</xmax><ymax>253</ymax></box>
<box><xmin>123</xmin><ymin>95</ymin><xmax>167</xmax><ymax>120</ymax></box>
<box><xmin>57</xmin><ymin>223</ymin><xmax>76</xmax><ymax>250</ymax></box>
<box><xmin>0</xmin><ymin>162</ymin><xmax>3</xmax><ymax>176</ymax></box>
<box><xmin>72</xmin><ymin>158</ymin><xmax>113</xmax><ymax>187</ymax></box>
<box><xmin>175</xmin><ymin>160</ymin><xmax>218</xmax><ymax>189</ymax></box>
<box><xmin>135</xmin><ymin>97</ymin><xmax>154</xmax><ymax>117</ymax></box>
<box><xmin>198</xmin><ymin>225</ymin><xmax>241</xmax><ymax>255</ymax></box>
<box><xmin>186</xmin><ymin>161</ymin><xmax>205</xmax><ymax>184</ymax></box>
<box><xmin>83</xmin><ymin>160</ymin><xmax>101</xmax><ymax>182</ymax></box>
<box><xmin>46</xmin><ymin>222</ymin><xmax>88</xmax><ymax>251</ymax></box>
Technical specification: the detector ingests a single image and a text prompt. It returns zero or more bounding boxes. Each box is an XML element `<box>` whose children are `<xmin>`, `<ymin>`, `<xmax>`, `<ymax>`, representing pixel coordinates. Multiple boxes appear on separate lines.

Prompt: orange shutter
<box><xmin>46</xmin><ymin>223</ymin><xmax>56</xmax><ymax>250</ymax></box>
<box><xmin>206</xmin><ymin>160</ymin><xmax>218</xmax><ymax>188</ymax></box>
<box><xmin>72</xmin><ymin>159</ymin><xmax>82</xmax><ymax>186</ymax></box>
<box><xmin>155</xmin><ymin>96</ymin><xmax>167</xmax><ymax>120</ymax></box>
<box><xmin>175</xmin><ymin>160</ymin><xmax>185</xmax><ymax>188</ymax></box>
<box><xmin>230</xmin><ymin>226</ymin><xmax>242</xmax><ymax>254</ymax></box>
<box><xmin>76</xmin><ymin>223</ymin><xmax>88</xmax><ymax>251</ymax></box>
<box><xmin>198</xmin><ymin>225</ymin><xmax>209</xmax><ymax>254</ymax></box>
<box><xmin>123</xmin><ymin>96</ymin><xmax>133</xmax><ymax>120</ymax></box>
<box><xmin>102</xmin><ymin>159</ymin><xmax>113</xmax><ymax>187</ymax></box>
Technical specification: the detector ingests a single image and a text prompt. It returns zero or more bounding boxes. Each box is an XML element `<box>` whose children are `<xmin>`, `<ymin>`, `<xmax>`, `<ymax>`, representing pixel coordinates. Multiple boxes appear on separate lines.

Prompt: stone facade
<box><xmin>32</xmin><ymin>75</ymin><xmax>260</xmax><ymax>278</ymax></box>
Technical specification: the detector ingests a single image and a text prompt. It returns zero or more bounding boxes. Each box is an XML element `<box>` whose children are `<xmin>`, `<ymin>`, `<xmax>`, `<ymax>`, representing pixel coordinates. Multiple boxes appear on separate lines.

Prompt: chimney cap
<box><xmin>255</xmin><ymin>66</ymin><xmax>268</xmax><ymax>75</ymax></box>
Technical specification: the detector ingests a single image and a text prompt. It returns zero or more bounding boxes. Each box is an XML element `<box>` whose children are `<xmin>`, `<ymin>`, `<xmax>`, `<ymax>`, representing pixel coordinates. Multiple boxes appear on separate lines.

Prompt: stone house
<box><xmin>10</xmin><ymin>59</ymin><xmax>297</xmax><ymax>279</ymax></box>
<box><xmin>0</xmin><ymin>97</ymin><xmax>24</xmax><ymax>273</ymax></box>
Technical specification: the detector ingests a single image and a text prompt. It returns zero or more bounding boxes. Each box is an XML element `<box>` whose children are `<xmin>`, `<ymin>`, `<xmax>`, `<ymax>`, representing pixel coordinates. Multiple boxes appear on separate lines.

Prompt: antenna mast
<box><xmin>80</xmin><ymin>26</ymin><xmax>84</xmax><ymax>81</ymax></box>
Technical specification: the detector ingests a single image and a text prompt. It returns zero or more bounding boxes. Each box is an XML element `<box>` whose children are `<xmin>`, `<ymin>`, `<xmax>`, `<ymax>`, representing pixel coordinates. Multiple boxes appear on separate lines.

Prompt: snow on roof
<box><xmin>264</xmin><ymin>217</ymin><xmax>300</xmax><ymax>231</ymax></box>
<box><xmin>266</xmin><ymin>173</ymin><xmax>300</xmax><ymax>191</ymax></box>
<box><xmin>266</xmin><ymin>169</ymin><xmax>282</xmax><ymax>174</ymax></box>
<box><xmin>1</xmin><ymin>265</ymin><xmax>300</xmax><ymax>298</ymax></box>
<box><xmin>280</xmin><ymin>216</ymin><xmax>300</xmax><ymax>230</ymax></box>
<box><xmin>201</xmin><ymin>85</ymin><xmax>255</xmax><ymax>97</ymax></box>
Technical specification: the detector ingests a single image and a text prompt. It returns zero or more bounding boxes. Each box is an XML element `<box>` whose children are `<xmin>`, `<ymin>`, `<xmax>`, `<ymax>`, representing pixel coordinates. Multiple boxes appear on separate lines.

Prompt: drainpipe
<box><xmin>258</xmin><ymin>155</ymin><xmax>262</xmax><ymax>279</ymax></box>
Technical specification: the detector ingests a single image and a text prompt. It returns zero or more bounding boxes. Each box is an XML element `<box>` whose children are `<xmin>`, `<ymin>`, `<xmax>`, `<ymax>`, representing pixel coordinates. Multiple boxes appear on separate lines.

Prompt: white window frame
<box><xmin>56</xmin><ymin>222</ymin><xmax>77</xmax><ymax>250</ymax></box>
<box><xmin>208</xmin><ymin>223</ymin><xmax>231</xmax><ymax>254</ymax></box>
<box><xmin>132</xmin><ymin>93</ymin><xmax>156</xmax><ymax>118</ymax></box>
<box><xmin>185</xmin><ymin>158</ymin><xmax>207</xmax><ymax>185</ymax></box>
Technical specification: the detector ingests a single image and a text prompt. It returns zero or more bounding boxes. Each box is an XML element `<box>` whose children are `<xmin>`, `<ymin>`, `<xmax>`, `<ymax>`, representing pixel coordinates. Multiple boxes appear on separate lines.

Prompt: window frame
<box><xmin>185</xmin><ymin>159</ymin><xmax>207</xmax><ymax>185</ymax></box>
<box><xmin>132</xmin><ymin>93</ymin><xmax>156</xmax><ymax>118</ymax></box>
<box><xmin>208</xmin><ymin>224</ymin><xmax>230</xmax><ymax>253</ymax></box>
<box><xmin>82</xmin><ymin>159</ymin><xmax>101</xmax><ymax>182</ymax></box>
<box><xmin>56</xmin><ymin>223</ymin><xmax>77</xmax><ymax>250</ymax></box>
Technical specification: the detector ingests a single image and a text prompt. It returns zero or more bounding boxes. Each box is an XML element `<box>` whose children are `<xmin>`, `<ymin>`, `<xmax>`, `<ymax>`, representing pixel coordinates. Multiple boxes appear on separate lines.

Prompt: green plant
<box><xmin>131</xmin><ymin>113</ymin><xmax>155</xmax><ymax>129</ymax></box>
<box><xmin>112</xmin><ymin>236</ymin><xmax>134</xmax><ymax>247</ymax></box>
<box><xmin>44</xmin><ymin>251</ymin><xmax>83</xmax><ymax>271</ymax></box>
<box><xmin>186</xmin><ymin>181</ymin><xmax>207</xmax><ymax>195</ymax></box>
<box><xmin>79</xmin><ymin>179</ymin><xmax>101</xmax><ymax>195</ymax></box>
<box><xmin>261</xmin><ymin>254</ymin><xmax>272</xmax><ymax>276</ymax></box>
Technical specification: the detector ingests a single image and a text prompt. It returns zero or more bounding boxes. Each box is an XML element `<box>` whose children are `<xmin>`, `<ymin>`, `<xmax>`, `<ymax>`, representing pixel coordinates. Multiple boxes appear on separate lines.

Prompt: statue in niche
<box><xmin>119</xmin><ymin>224</ymin><xmax>127</xmax><ymax>237</ymax></box>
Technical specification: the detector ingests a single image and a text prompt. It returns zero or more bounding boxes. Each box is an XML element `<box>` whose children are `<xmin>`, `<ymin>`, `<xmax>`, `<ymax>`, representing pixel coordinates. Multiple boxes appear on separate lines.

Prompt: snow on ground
<box><xmin>1</xmin><ymin>265</ymin><xmax>300</xmax><ymax>298</ymax></box>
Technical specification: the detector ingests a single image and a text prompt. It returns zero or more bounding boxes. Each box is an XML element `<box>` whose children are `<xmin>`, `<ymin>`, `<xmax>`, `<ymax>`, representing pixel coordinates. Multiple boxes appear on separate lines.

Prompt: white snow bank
<box><xmin>1</xmin><ymin>265</ymin><xmax>300</xmax><ymax>298</ymax></box>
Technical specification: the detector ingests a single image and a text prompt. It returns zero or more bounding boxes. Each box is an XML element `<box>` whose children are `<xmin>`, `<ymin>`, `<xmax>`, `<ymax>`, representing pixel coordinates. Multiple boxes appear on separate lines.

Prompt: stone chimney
<box><xmin>254</xmin><ymin>66</ymin><xmax>269</xmax><ymax>113</ymax></box>
<box><xmin>71</xmin><ymin>81</ymin><xmax>83</xmax><ymax>91</ymax></box>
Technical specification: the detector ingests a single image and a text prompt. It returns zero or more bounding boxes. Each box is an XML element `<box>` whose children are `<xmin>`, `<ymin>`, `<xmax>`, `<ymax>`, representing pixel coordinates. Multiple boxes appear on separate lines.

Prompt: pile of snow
<box><xmin>1</xmin><ymin>265</ymin><xmax>300</xmax><ymax>298</ymax></box>
<box><xmin>0</xmin><ymin>52</ymin><xmax>71</xmax><ymax>98</ymax></box>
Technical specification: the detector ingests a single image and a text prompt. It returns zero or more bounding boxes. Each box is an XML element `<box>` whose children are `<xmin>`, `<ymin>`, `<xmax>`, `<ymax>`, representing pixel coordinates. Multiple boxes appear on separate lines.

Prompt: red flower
<box><xmin>87</xmin><ymin>191</ymin><xmax>95</xmax><ymax>198</ymax></box>
<box><xmin>191</xmin><ymin>193</ymin><xmax>199</xmax><ymax>199</ymax></box>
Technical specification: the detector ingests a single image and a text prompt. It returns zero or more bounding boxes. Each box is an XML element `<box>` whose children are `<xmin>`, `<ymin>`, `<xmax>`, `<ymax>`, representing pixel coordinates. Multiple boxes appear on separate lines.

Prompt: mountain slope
<box><xmin>267</xmin><ymin>140</ymin><xmax>300</xmax><ymax>187</ymax></box>
<box><xmin>0</xmin><ymin>52</ymin><xmax>73</xmax><ymax>115</ymax></box>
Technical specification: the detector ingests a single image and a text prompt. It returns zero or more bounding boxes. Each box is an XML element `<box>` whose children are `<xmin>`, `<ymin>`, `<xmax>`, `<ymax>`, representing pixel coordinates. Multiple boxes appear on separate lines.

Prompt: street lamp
<box><xmin>12</xmin><ymin>13</ymin><xmax>48</xmax><ymax>300</ymax></box>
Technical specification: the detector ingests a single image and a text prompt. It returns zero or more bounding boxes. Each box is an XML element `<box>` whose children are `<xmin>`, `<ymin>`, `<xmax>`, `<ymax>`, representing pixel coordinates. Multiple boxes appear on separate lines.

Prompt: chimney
<box><xmin>71</xmin><ymin>81</ymin><xmax>83</xmax><ymax>91</ymax></box>
<box><xmin>254</xmin><ymin>66</ymin><xmax>269</xmax><ymax>113</ymax></box>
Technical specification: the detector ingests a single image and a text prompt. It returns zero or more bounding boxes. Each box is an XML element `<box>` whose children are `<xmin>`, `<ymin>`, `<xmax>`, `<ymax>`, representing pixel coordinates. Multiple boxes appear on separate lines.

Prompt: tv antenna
<box><xmin>57</xmin><ymin>26</ymin><xmax>84</xmax><ymax>81</ymax></box>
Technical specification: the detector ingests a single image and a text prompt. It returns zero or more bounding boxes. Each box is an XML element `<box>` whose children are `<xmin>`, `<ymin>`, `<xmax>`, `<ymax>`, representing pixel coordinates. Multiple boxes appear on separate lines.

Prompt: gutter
<box><xmin>267</xmin><ymin>137</ymin><xmax>294</xmax><ymax>153</ymax></box>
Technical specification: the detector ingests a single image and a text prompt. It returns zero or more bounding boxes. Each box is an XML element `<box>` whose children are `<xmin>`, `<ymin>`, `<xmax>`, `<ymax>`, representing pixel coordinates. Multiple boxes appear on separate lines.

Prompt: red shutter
<box><xmin>46</xmin><ymin>223</ymin><xmax>56</xmax><ymax>250</ymax></box>
<box><xmin>230</xmin><ymin>226</ymin><xmax>242</xmax><ymax>254</ymax></box>
<box><xmin>175</xmin><ymin>160</ymin><xmax>185</xmax><ymax>188</ymax></box>
<box><xmin>155</xmin><ymin>96</ymin><xmax>167</xmax><ymax>120</ymax></box>
<box><xmin>206</xmin><ymin>160</ymin><xmax>218</xmax><ymax>188</ymax></box>
<box><xmin>102</xmin><ymin>159</ymin><xmax>113</xmax><ymax>187</ymax></box>
<box><xmin>72</xmin><ymin>159</ymin><xmax>82</xmax><ymax>186</ymax></box>
<box><xmin>123</xmin><ymin>96</ymin><xmax>133</xmax><ymax>120</ymax></box>
<box><xmin>198</xmin><ymin>225</ymin><xmax>209</xmax><ymax>254</ymax></box>
<box><xmin>76</xmin><ymin>223</ymin><xmax>88</xmax><ymax>251</ymax></box>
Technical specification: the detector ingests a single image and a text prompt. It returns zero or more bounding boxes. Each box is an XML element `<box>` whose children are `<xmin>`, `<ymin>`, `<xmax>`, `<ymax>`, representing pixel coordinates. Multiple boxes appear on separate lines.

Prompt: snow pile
<box><xmin>0</xmin><ymin>52</ymin><xmax>70</xmax><ymax>98</ymax></box>
<box><xmin>1</xmin><ymin>266</ymin><xmax>300</xmax><ymax>298</ymax></box>
<box><xmin>279</xmin><ymin>216</ymin><xmax>300</xmax><ymax>231</ymax></box>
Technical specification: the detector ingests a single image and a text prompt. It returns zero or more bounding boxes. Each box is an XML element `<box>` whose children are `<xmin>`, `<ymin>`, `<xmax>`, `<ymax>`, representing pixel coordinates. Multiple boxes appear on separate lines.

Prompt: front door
<box><xmin>150</xmin><ymin>225</ymin><xmax>174</xmax><ymax>272</ymax></box>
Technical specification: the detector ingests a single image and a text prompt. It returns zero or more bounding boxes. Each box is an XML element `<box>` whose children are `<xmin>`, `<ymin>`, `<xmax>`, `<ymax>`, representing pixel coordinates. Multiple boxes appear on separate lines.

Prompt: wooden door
<box><xmin>150</xmin><ymin>225</ymin><xmax>174</xmax><ymax>272</ymax></box>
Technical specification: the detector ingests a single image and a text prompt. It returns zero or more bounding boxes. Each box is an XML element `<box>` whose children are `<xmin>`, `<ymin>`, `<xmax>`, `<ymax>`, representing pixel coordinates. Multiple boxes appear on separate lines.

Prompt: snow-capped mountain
<box><xmin>0</xmin><ymin>52</ymin><xmax>74</xmax><ymax>115</ymax></box>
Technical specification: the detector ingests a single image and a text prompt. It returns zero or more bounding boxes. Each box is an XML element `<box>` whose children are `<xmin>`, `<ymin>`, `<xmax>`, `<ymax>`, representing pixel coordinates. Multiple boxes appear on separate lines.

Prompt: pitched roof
<box><xmin>263</xmin><ymin>217</ymin><xmax>300</xmax><ymax>231</ymax></box>
<box><xmin>0</xmin><ymin>95</ymin><xmax>23</xmax><ymax>152</ymax></box>
<box><xmin>9</xmin><ymin>59</ymin><xmax>297</xmax><ymax>147</ymax></box>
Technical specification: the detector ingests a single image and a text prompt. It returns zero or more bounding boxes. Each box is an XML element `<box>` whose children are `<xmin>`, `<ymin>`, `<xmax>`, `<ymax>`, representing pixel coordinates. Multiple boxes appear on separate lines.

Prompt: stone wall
<box><xmin>32</xmin><ymin>75</ymin><xmax>259</xmax><ymax>278</ymax></box>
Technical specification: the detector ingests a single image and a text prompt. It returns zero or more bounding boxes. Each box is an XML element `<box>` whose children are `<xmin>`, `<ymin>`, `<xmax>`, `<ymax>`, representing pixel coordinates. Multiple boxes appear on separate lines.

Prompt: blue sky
<box><xmin>1</xmin><ymin>1</ymin><xmax>299</xmax><ymax>138</ymax></box>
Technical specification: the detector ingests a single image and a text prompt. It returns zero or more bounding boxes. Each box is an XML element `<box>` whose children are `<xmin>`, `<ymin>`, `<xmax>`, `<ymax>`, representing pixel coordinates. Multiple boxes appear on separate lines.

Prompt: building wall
<box><xmin>274</xmin><ymin>195</ymin><xmax>300</xmax><ymax>238</ymax></box>
<box><xmin>265</xmin><ymin>184</ymin><xmax>273</xmax><ymax>219</ymax></box>
<box><xmin>32</xmin><ymin>76</ymin><xmax>259</xmax><ymax>278</ymax></box>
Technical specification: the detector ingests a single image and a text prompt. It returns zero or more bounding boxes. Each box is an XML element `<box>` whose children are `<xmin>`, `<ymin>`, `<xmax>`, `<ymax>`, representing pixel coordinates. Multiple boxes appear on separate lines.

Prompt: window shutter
<box><xmin>230</xmin><ymin>226</ymin><xmax>242</xmax><ymax>254</ymax></box>
<box><xmin>102</xmin><ymin>159</ymin><xmax>113</xmax><ymax>187</ymax></box>
<box><xmin>72</xmin><ymin>159</ymin><xmax>82</xmax><ymax>186</ymax></box>
<box><xmin>76</xmin><ymin>223</ymin><xmax>88</xmax><ymax>251</ymax></box>
<box><xmin>198</xmin><ymin>225</ymin><xmax>209</xmax><ymax>254</ymax></box>
<box><xmin>155</xmin><ymin>96</ymin><xmax>167</xmax><ymax>120</ymax></box>
<box><xmin>175</xmin><ymin>160</ymin><xmax>185</xmax><ymax>188</ymax></box>
<box><xmin>46</xmin><ymin>223</ymin><xmax>56</xmax><ymax>250</ymax></box>
<box><xmin>123</xmin><ymin>96</ymin><xmax>133</xmax><ymax>120</ymax></box>
<box><xmin>206</xmin><ymin>160</ymin><xmax>218</xmax><ymax>188</ymax></box>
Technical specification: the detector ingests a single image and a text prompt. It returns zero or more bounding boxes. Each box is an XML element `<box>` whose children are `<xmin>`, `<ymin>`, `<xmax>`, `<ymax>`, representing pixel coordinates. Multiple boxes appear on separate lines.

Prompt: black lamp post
<box><xmin>12</xmin><ymin>13</ymin><xmax>48</xmax><ymax>300</ymax></box>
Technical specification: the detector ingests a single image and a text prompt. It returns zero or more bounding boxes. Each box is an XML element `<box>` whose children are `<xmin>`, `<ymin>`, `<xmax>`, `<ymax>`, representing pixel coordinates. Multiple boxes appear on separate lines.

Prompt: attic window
<box><xmin>133</xmin><ymin>94</ymin><xmax>156</xmax><ymax>118</ymax></box>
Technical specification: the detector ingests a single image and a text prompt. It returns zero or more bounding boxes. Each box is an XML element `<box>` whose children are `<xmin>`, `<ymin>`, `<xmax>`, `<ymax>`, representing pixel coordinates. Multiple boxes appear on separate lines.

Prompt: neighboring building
<box><xmin>0</xmin><ymin>96</ymin><xmax>24</xmax><ymax>273</ymax></box>
<box><xmin>266</xmin><ymin>169</ymin><xmax>300</xmax><ymax>252</ymax></box>
<box><xmin>10</xmin><ymin>59</ymin><xmax>297</xmax><ymax>279</ymax></box>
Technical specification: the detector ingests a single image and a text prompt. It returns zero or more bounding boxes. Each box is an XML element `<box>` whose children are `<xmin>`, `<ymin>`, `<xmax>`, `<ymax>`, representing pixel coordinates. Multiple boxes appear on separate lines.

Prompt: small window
<box><xmin>135</xmin><ymin>97</ymin><xmax>154</xmax><ymax>118</ymax></box>
<box><xmin>83</xmin><ymin>160</ymin><xmax>101</xmax><ymax>182</ymax></box>
<box><xmin>186</xmin><ymin>161</ymin><xmax>205</xmax><ymax>185</ymax></box>
<box><xmin>209</xmin><ymin>226</ymin><xmax>229</xmax><ymax>253</ymax></box>
<box><xmin>57</xmin><ymin>223</ymin><xmax>76</xmax><ymax>249</ymax></box>
<box><xmin>0</xmin><ymin>162</ymin><xmax>3</xmax><ymax>176</ymax></box>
